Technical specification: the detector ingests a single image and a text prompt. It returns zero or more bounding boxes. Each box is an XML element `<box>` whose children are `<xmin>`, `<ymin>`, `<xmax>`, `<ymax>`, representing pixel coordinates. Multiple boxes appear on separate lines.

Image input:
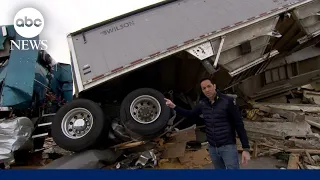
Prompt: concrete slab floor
<box><xmin>203</xmin><ymin>153</ymin><xmax>287</xmax><ymax>169</ymax></box>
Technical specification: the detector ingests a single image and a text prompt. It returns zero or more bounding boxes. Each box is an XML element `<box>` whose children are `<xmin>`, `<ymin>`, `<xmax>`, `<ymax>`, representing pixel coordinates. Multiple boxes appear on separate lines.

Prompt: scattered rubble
<box><xmin>3</xmin><ymin>85</ymin><xmax>320</xmax><ymax>169</ymax></box>
<box><xmin>243</xmin><ymin>85</ymin><xmax>320</xmax><ymax>169</ymax></box>
<box><xmin>106</xmin><ymin>124</ymin><xmax>212</xmax><ymax>169</ymax></box>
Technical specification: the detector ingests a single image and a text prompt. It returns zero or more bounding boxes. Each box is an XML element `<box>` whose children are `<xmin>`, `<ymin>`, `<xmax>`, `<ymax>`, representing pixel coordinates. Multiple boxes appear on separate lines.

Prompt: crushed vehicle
<box><xmin>51</xmin><ymin>0</ymin><xmax>320</xmax><ymax>152</ymax></box>
<box><xmin>0</xmin><ymin>25</ymin><xmax>73</xmax><ymax>163</ymax></box>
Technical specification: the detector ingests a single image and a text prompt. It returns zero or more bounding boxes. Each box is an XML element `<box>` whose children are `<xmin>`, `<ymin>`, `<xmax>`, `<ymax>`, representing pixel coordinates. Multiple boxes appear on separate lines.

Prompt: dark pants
<box><xmin>208</xmin><ymin>144</ymin><xmax>240</xmax><ymax>169</ymax></box>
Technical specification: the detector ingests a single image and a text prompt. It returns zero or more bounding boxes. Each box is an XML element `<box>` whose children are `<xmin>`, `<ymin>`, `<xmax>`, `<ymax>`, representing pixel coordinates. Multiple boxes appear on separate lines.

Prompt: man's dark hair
<box><xmin>199</xmin><ymin>77</ymin><xmax>214</xmax><ymax>84</ymax></box>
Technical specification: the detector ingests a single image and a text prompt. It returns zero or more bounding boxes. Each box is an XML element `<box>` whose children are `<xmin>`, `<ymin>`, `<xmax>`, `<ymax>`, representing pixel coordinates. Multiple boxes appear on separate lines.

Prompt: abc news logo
<box><xmin>11</xmin><ymin>7</ymin><xmax>48</xmax><ymax>51</ymax></box>
<box><xmin>15</xmin><ymin>16</ymin><xmax>43</xmax><ymax>28</ymax></box>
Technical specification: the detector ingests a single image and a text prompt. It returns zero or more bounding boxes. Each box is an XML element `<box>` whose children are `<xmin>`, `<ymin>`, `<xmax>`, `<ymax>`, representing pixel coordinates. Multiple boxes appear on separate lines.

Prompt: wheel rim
<box><xmin>129</xmin><ymin>95</ymin><xmax>161</xmax><ymax>124</ymax></box>
<box><xmin>61</xmin><ymin>108</ymin><xmax>94</xmax><ymax>139</ymax></box>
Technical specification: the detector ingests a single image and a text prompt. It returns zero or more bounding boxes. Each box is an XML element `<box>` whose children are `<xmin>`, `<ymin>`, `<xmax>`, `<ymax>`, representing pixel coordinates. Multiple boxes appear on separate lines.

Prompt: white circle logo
<box><xmin>13</xmin><ymin>8</ymin><xmax>44</xmax><ymax>38</ymax></box>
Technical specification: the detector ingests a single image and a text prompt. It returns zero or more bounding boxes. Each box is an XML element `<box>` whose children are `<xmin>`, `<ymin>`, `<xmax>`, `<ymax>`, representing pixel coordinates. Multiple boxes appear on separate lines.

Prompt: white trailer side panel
<box><xmin>68</xmin><ymin>0</ymin><xmax>313</xmax><ymax>91</ymax></box>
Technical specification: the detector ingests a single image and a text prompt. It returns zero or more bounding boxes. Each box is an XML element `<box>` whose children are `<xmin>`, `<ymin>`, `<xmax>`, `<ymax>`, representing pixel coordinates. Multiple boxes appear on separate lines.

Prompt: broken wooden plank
<box><xmin>161</xmin><ymin>142</ymin><xmax>186</xmax><ymax>159</ymax></box>
<box><xmin>305</xmin><ymin>150</ymin><xmax>315</xmax><ymax>165</ymax></box>
<box><xmin>297</xmin><ymin>162</ymin><xmax>304</xmax><ymax>169</ymax></box>
<box><xmin>258</xmin><ymin>149</ymin><xmax>282</xmax><ymax>157</ymax></box>
<box><xmin>289</xmin><ymin>138</ymin><xmax>320</xmax><ymax>149</ymax></box>
<box><xmin>305</xmin><ymin>165</ymin><xmax>320</xmax><ymax>169</ymax></box>
<box><xmin>312</xmin><ymin>155</ymin><xmax>320</xmax><ymax>162</ymax></box>
<box><xmin>303</xmin><ymin>90</ymin><xmax>320</xmax><ymax>105</ymax></box>
<box><xmin>110</xmin><ymin>141</ymin><xmax>146</xmax><ymax>150</ymax></box>
<box><xmin>253</xmin><ymin>142</ymin><xmax>258</xmax><ymax>158</ymax></box>
<box><xmin>169</xmin><ymin>124</ymin><xmax>197</xmax><ymax>143</ymax></box>
<box><xmin>244</xmin><ymin>121</ymin><xmax>313</xmax><ymax>139</ymax></box>
<box><xmin>252</xmin><ymin>103</ymin><xmax>320</xmax><ymax>113</ymax></box>
<box><xmin>305</xmin><ymin>116</ymin><xmax>320</xmax><ymax>130</ymax></box>
<box><xmin>259</xmin><ymin>143</ymin><xmax>284</xmax><ymax>151</ymax></box>
<box><xmin>286</xmin><ymin>149</ymin><xmax>320</xmax><ymax>154</ymax></box>
<box><xmin>160</xmin><ymin>125</ymin><xmax>198</xmax><ymax>159</ymax></box>
<box><xmin>258</xmin><ymin>106</ymin><xmax>304</xmax><ymax>122</ymax></box>
<box><xmin>261</xmin><ymin>117</ymin><xmax>287</xmax><ymax>122</ymax></box>
<box><xmin>287</xmin><ymin>153</ymin><xmax>300</xmax><ymax>169</ymax></box>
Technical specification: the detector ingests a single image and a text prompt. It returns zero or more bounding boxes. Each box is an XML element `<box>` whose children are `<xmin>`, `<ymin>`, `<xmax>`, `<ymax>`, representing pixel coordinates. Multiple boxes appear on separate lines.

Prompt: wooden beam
<box><xmin>287</xmin><ymin>153</ymin><xmax>300</xmax><ymax>169</ymax></box>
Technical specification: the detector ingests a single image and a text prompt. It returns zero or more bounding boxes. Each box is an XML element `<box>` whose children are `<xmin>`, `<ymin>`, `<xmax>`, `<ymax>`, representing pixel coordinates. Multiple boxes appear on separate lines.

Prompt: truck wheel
<box><xmin>51</xmin><ymin>99</ymin><xmax>108</xmax><ymax>152</ymax></box>
<box><xmin>120</xmin><ymin>88</ymin><xmax>171</xmax><ymax>136</ymax></box>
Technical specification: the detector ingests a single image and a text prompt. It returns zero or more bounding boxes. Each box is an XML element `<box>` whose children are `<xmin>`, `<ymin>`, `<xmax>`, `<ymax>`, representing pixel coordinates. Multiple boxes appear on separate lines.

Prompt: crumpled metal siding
<box><xmin>0</xmin><ymin>34</ymin><xmax>39</xmax><ymax>108</ymax></box>
<box><xmin>0</xmin><ymin>117</ymin><xmax>34</xmax><ymax>163</ymax></box>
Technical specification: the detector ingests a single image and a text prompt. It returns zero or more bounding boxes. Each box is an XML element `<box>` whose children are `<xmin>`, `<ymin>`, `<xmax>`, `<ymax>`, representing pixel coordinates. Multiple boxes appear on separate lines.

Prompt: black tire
<box><xmin>51</xmin><ymin>98</ymin><xmax>109</xmax><ymax>152</ymax></box>
<box><xmin>120</xmin><ymin>88</ymin><xmax>170</xmax><ymax>136</ymax></box>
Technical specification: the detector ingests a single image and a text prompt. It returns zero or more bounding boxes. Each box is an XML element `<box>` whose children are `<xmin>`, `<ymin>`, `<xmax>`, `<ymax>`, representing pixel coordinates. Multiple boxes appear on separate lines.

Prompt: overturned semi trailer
<box><xmin>49</xmin><ymin>0</ymin><xmax>320</xmax><ymax>152</ymax></box>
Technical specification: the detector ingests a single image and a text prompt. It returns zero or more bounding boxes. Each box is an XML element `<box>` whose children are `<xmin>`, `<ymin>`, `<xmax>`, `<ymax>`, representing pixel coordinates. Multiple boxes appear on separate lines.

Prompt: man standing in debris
<box><xmin>164</xmin><ymin>78</ymin><xmax>250</xmax><ymax>169</ymax></box>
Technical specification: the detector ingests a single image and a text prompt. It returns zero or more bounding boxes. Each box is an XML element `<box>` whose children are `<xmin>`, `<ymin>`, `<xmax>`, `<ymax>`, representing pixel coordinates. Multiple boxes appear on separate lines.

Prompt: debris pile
<box><xmin>5</xmin><ymin>84</ymin><xmax>320</xmax><ymax>169</ymax></box>
<box><xmin>243</xmin><ymin>85</ymin><xmax>320</xmax><ymax>169</ymax></box>
<box><xmin>107</xmin><ymin>125</ymin><xmax>212</xmax><ymax>169</ymax></box>
<box><xmin>155</xmin><ymin>125</ymin><xmax>212</xmax><ymax>169</ymax></box>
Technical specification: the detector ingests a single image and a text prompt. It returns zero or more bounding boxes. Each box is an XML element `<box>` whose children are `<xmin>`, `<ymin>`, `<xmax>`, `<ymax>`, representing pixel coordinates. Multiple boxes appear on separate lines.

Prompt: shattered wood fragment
<box><xmin>303</xmin><ymin>90</ymin><xmax>320</xmax><ymax>105</ymax></box>
<box><xmin>297</xmin><ymin>162</ymin><xmax>304</xmax><ymax>169</ymax></box>
<box><xmin>246</xmin><ymin>131</ymin><xmax>285</xmax><ymax>140</ymax></box>
<box><xmin>287</xmin><ymin>153</ymin><xmax>300</xmax><ymax>169</ymax></box>
<box><xmin>286</xmin><ymin>149</ymin><xmax>320</xmax><ymax>154</ymax></box>
<box><xmin>305</xmin><ymin>165</ymin><xmax>320</xmax><ymax>169</ymax></box>
<box><xmin>306</xmin><ymin>120</ymin><xmax>320</xmax><ymax>130</ymax></box>
<box><xmin>244</xmin><ymin>121</ymin><xmax>313</xmax><ymax>139</ymax></box>
<box><xmin>258</xmin><ymin>106</ymin><xmax>304</xmax><ymax>122</ymax></box>
<box><xmin>253</xmin><ymin>142</ymin><xmax>258</xmax><ymax>158</ymax></box>
<box><xmin>252</xmin><ymin>103</ymin><xmax>320</xmax><ymax>113</ymax></box>
<box><xmin>259</xmin><ymin>143</ymin><xmax>284</xmax><ymax>151</ymax></box>
<box><xmin>305</xmin><ymin>116</ymin><xmax>320</xmax><ymax>130</ymax></box>
<box><xmin>160</xmin><ymin>125</ymin><xmax>197</xmax><ymax>159</ymax></box>
<box><xmin>261</xmin><ymin>118</ymin><xmax>287</xmax><ymax>122</ymax></box>
<box><xmin>303</xmin><ymin>156</ymin><xmax>312</xmax><ymax>165</ymax></box>
<box><xmin>312</xmin><ymin>155</ymin><xmax>320</xmax><ymax>162</ymax></box>
<box><xmin>111</xmin><ymin>141</ymin><xmax>146</xmax><ymax>150</ymax></box>
<box><xmin>289</xmin><ymin>138</ymin><xmax>320</xmax><ymax>149</ymax></box>
<box><xmin>161</xmin><ymin>142</ymin><xmax>186</xmax><ymax>159</ymax></box>
<box><xmin>169</xmin><ymin>125</ymin><xmax>197</xmax><ymax>143</ymax></box>
<box><xmin>258</xmin><ymin>149</ymin><xmax>281</xmax><ymax>157</ymax></box>
<box><xmin>305</xmin><ymin>150</ymin><xmax>315</xmax><ymax>165</ymax></box>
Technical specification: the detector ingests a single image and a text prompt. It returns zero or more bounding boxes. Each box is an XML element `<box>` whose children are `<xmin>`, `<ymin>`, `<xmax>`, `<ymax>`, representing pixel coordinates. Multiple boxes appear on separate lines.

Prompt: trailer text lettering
<box><xmin>101</xmin><ymin>21</ymin><xmax>134</xmax><ymax>35</ymax></box>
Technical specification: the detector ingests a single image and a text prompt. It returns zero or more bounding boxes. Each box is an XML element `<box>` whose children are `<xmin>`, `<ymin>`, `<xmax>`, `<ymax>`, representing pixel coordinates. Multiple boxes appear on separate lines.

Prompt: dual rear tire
<box><xmin>51</xmin><ymin>88</ymin><xmax>171</xmax><ymax>152</ymax></box>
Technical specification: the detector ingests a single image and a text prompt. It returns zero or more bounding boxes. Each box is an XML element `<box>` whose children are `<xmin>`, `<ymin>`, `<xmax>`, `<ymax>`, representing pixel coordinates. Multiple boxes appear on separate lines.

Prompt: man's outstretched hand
<box><xmin>241</xmin><ymin>151</ymin><xmax>251</xmax><ymax>166</ymax></box>
<box><xmin>164</xmin><ymin>98</ymin><xmax>176</xmax><ymax>109</ymax></box>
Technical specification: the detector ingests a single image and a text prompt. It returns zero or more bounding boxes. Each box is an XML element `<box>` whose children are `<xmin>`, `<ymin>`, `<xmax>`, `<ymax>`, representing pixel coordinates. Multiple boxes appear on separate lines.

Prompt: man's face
<box><xmin>200</xmin><ymin>80</ymin><xmax>216</xmax><ymax>99</ymax></box>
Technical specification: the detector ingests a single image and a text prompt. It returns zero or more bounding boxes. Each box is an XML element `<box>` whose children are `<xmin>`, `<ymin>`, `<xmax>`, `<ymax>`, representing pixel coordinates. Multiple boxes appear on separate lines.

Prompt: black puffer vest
<box><xmin>199</xmin><ymin>92</ymin><xmax>237</xmax><ymax>147</ymax></box>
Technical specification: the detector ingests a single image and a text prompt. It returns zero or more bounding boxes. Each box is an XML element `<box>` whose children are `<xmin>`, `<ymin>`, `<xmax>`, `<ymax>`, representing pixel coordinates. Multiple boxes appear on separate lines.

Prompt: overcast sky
<box><xmin>0</xmin><ymin>0</ymin><xmax>163</xmax><ymax>64</ymax></box>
